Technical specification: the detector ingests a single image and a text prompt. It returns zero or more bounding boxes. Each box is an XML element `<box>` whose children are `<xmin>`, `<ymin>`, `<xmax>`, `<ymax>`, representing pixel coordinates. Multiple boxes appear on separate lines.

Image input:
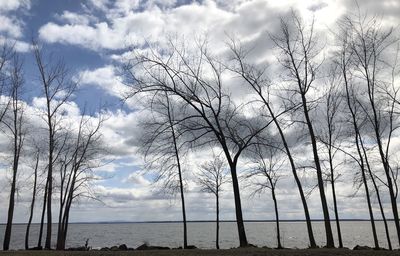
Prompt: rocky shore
<box><xmin>1</xmin><ymin>244</ymin><xmax>400</xmax><ymax>256</ymax></box>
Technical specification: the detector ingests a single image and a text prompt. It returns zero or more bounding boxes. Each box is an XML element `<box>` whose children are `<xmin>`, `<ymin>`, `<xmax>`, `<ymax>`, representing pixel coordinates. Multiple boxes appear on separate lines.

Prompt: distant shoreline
<box><xmin>0</xmin><ymin>248</ymin><xmax>399</xmax><ymax>256</ymax></box>
<box><xmin>2</xmin><ymin>219</ymin><xmax>395</xmax><ymax>225</ymax></box>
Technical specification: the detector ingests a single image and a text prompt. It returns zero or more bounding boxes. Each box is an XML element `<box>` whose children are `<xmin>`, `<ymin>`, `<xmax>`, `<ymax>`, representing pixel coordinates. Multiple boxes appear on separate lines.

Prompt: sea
<box><xmin>0</xmin><ymin>221</ymin><xmax>398</xmax><ymax>250</ymax></box>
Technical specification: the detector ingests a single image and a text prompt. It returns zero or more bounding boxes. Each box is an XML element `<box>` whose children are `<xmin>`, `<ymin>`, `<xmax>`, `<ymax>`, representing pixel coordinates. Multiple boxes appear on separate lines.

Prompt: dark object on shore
<box><xmin>66</xmin><ymin>246</ymin><xmax>88</xmax><ymax>251</ymax></box>
<box><xmin>118</xmin><ymin>244</ymin><xmax>128</xmax><ymax>250</ymax></box>
<box><xmin>353</xmin><ymin>245</ymin><xmax>372</xmax><ymax>250</ymax></box>
<box><xmin>28</xmin><ymin>246</ymin><xmax>42</xmax><ymax>250</ymax></box>
<box><xmin>99</xmin><ymin>244</ymin><xmax>131</xmax><ymax>251</ymax></box>
<box><xmin>174</xmin><ymin>245</ymin><xmax>197</xmax><ymax>250</ymax></box>
<box><xmin>136</xmin><ymin>243</ymin><xmax>170</xmax><ymax>250</ymax></box>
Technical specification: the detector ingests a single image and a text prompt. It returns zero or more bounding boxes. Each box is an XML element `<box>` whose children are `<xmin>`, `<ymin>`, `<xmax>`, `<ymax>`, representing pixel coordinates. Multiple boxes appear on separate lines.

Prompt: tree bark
<box><xmin>300</xmin><ymin>93</ymin><xmax>335</xmax><ymax>248</ymax></box>
<box><xmin>25</xmin><ymin>155</ymin><xmax>39</xmax><ymax>250</ymax></box>
<box><xmin>229</xmin><ymin>163</ymin><xmax>248</xmax><ymax>247</ymax></box>
<box><xmin>216</xmin><ymin>190</ymin><xmax>220</xmax><ymax>249</ymax></box>
<box><xmin>328</xmin><ymin>149</ymin><xmax>343</xmax><ymax>248</ymax></box>
<box><xmin>37</xmin><ymin>179</ymin><xmax>48</xmax><ymax>249</ymax></box>
<box><xmin>3</xmin><ymin>166</ymin><xmax>17</xmax><ymax>250</ymax></box>
<box><xmin>271</xmin><ymin>187</ymin><xmax>282</xmax><ymax>249</ymax></box>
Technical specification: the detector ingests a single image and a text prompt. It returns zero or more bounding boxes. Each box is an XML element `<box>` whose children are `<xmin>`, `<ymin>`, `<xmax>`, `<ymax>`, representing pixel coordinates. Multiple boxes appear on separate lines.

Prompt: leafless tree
<box><xmin>197</xmin><ymin>153</ymin><xmax>229</xmax><ymax>249</ymax></box>
<box><xmin>33</xmin><ymin>41</ymin><xmax>78</xmax><ymax>249</ymax></box>
<box><xmin>317</xmin><ymin>70</ymin><xmax>344</xmax><ymax>248</ymax></box>
<box><xmin>139</xmin><ymin>92</ymin><xmax>189</xmax><ymax>248</ymax></box>
<box><xmin>124</xmin><ymin>39</ymin><xmax>272</xmax><ymax>247</ymax></box>
<box><xmin>2</xmin><ymin>53</ymin><xmax>27</xmax><ymax>251</ymax></box>
<box><xmin>56</xmin><ymin>111</ymin><xmax>105</xmax><ymax>250</ymax></box>
<box><xmin>271</xmin><ymin>11</ymin><xmax>334</xmax><ymax>247</ymax></box>
<box><xmin>25</xmin><ymin>147</ymin><xmax>41</xmax><ymax>250</ymax></box>
<box><xmin>334</xmin><ymin>27</ymin><xmax>380</xmax><ymax>249</ymax></box>
<box><xmin>247</xmin><ymin>144</ymin><xmax>285</xmax><ymax>249</ymax></box>
<box><xmin>339</xmin><ymin>11</ymin><xmax>400</xmax><ymax>246</ymax></box>
<box><xmin>228</xmin><ymin>40</ymin><xmax>317</xmax><ymax>248</ymax></box>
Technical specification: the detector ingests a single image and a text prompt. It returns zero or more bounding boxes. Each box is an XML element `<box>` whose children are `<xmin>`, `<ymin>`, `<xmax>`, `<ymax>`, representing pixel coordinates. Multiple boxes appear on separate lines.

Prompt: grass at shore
<box><xmin>0</xmin><ymin>248</ymin><xmax>399</xmax><ymax>256</ymax></box>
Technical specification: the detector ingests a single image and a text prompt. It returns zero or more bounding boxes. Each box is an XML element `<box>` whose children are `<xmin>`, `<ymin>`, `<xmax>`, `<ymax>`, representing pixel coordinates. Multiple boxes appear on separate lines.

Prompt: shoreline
<box><xmin>1</xmin><ymin>248</ymin><xmax>400</xmax><ymax>256</ymax></box>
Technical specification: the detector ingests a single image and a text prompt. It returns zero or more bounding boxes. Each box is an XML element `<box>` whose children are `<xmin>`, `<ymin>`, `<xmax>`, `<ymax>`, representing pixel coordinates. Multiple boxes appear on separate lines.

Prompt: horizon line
<box><xmin>3</xmin><ymin>218</ymin><xmax>395</xmax><ymax>225</ymax></box>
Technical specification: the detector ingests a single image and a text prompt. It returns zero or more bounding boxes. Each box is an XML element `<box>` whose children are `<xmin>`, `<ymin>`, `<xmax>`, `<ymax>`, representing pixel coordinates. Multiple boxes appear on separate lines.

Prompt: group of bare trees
<box><xmin>124</xmin><ymin>10</ymin><xmax>400</xmax><ymax>250</ymax></box>
<box><xmin>1</xmin><ymin>42</ymin><xmax>105</xmax><ymax>250</ymax></box>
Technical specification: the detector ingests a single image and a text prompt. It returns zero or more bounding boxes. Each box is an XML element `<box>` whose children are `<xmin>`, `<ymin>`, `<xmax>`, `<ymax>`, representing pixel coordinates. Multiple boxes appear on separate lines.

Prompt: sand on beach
<box><xmin>0</xmin><ymin>248</ymin><xmax>399</xmax><ymax>256</ymax></box>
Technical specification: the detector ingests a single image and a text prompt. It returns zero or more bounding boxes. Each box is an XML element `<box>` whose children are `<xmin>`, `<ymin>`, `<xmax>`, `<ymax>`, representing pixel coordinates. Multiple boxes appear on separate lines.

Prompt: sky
<box><xmin>0</xmin><ymin>0</ymin><xmax>400</xmax><ymax>224</ymax></box>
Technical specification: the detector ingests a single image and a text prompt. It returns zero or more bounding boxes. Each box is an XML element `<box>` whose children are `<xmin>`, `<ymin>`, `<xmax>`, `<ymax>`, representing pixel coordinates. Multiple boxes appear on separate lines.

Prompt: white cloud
<box><xmin>78</xmin><ymin>65</ymin><xmax>130</xmax><ymax>98</ymax></box>
<box><xmin>0</xmin><ymin>0</ymin><xmax>30</xmax><ymax>13</ymax></box>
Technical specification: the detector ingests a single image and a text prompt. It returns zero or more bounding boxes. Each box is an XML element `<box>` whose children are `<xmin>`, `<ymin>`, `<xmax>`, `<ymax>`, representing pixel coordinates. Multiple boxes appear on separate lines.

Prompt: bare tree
<box><xmin>25</xmin><ymin>148</ymin><xmax>41</xmax><ymax>250</ymax></box>
<box><xmin>33</xmin><ymin>42</ymin><xmax>78</xmax><ymax>249</ymax></box>
<box><xmin>140</xmin><ymin>91</ymin><xmax>189</xmax><ymax>249</ymax></box>
<box><xmin>229</xmin><ymin>40</ymin><xmax>317</xmax><ymax>248</ymax></box>
<box><xmin>271</xmin><ymin>12</ymin><xmax>334</xmax><ymax>247</ymax></box>
<box><xmin>339</xmin><ymin>12</ymin><xmax>400</xmax><ymax>245</ymax></box>
<box><xmin>318</xmin><ymin>71</ymin><xmax>344</xmax><ymax>248</ymax></box>
<box><xmin>334</xmin><ymin>28</ymin><xmax>380</xmax><ymax>248</ymax></box>
<box><xmin>56</xmin><ymin>111</ymin><xmax>104</xmax><ymax>250</ymax></box>
<box><xmin>247</xmin><ymin>144</ymin><xmax>284</xmax><ymax>249</ymax></box>
<box><xmin>124</xmin><ymin>39</ymin><xmax>272</xmax><ymax>247</ymax></box>
<box><xmin>197</xmin><ymin>153</ymin><xmax>229</xmax><ymax>249</ymax></box>
<box><xmin>2</xmin><ymin>53</ymin><xmax>26</xmax><ymax>251</ymax></box>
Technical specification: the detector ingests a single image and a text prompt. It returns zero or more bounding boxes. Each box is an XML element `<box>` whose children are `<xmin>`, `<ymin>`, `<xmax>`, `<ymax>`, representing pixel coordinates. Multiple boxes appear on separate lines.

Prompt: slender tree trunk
<box><xmin>271</xmin><ymin>111</ymin><xmax>316</xmax><ymax>248</ymax></box>
<box><xmin>359</xmin><ymin>150</ymin><xmax>379</xmax><ymax>249</ymax></box>
<box><xmin>45</xmin><ymin>130</ymin><xmax>54</xmax><ymax>249</ymax></box>
<box><xmin>300</xmin><ymin>93</ymin><xmax>334</xmax><ymax>248</ymax></box>
<box><xmin>165</xmin><ymin>93</ymin><xmax>187</xmax><ymax>249</ymax></box>
<box><xmin>360</xmin><ymin>140</ymin><xmax>392</xmax><ymax>250</ymax></box>
<box><xmin>216</xmin><ymin>190</ymin><xmax>220</xmax><ymax>249</ymax></box>
<box><xmin>271</xmin><ymin>188</ymin><xmax>282</xmax><ymax>249</ymax></box>
<box><xmin>3</xmin><ymin>168</ymin><xmax>17</xmax><ymax>250</ymax></box>
<box><xmin>178</xmin><ymin>168</ymin><xmax>187</xmax><ymax>249</ymax></box>
<box><xmin>328</xmin><ymin>150</ymin><xmax>343</xmax><ymax>248</ymax></box>
<box><xmin>3</xmin><ymin>115</ymin><xmax>22</xmax><ymax>251</ymax></box>
<box><xmin>25</xmin><ymin>155</ymin><xmax>39</xmax><ymax>250</ymax></box>
<box><xmin>38</xmin><ymin>179</ymin><xmax>48</xmax><ymax>249</ymax></box>
<box><xmin>229</xmin><ymin>163</ymin><xmax>248</xmax><ymax>247</ymax></box>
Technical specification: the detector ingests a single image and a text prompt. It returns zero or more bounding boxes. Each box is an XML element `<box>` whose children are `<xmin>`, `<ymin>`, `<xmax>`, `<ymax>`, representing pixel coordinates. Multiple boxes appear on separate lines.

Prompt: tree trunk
<box><xmin>38</xmin><ymin>179</ymin><xmax>48</xmax><ymax>249</ymax></box>
<box><xmin>178</xmin><ymin>168</ymin><xmax>187</xmax><ymax>249</ymax></box>
<box><xmin>328</xmin><ymin>149</ymin><xmax>343</xmax><ymax>248</ymax></box>
<box><xmin>3</xmin><ymin>170</ymin><xmax>17</xmax><ymax>250</ymax></box>
<box><xmin>3</xmin><ymin>121</ymin><xmax>21</xmax><ymax>251</ymax></box>
<box><xmin>271</xmin><ymin>188</ymin><xmax>282</xmax><ymax>249</ymax></box>
<box><xmin>229</xmin><ymin>163</ymin><xmax>248</xmax><ymax>247</ymax></box>
<box><xmin>45</xmin><ymin>133</ymin><xmax>54</xmax><ymax>249</ymax></box>
<box><xmin>216</xmin><ymin>190</ymin><xmax>220</xmax><ymax>249</ymax></box>
<box><xmin>300</xmin><ymin>93</ymin><xmax>334</xmax><ymax>248</ymax></box>
<box><xmin>25</xmin><ymin>155</ymin><xmax>39</xmax><ymax>250</ymax></box>
<box><xmin>360</xmin><ymin>140</ymin><xmax>392</xmax><ymax>250</ymax></box>
<box><xmin>271</xmin><ymin>111</ymin><xmax>316</xmax><ymax>248</ymax></box>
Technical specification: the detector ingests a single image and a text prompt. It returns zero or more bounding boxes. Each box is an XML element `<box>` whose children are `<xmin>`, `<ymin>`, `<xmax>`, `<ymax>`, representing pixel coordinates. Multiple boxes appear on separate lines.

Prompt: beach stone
<box><xmin>66</xmin><ymin>246</ymin><xmax>86</xmax><ymax>251</ymax></box>
<box><xmin>186</xmin><ymin>245</ymin><xmax>197</xmax><ymax>249</ymax></box>
<box><xmin>110</xmin><ymin>246</ymin><xmax>119</xmax><ymax>251</ymax></box>
<box><xmin>119</xmin><ymin>244</ymin><xmax>128</xmax><ymax>250</ymax></box>
<box><xmin>29</xmin><ymin>246</ymin><xmax>43</xmax><ymax>250</ymax></box>
<box><xmin>353</xmin><ymin>245</ymin><xmax>372</xmax><ymax>250</ymax></box>
<box><xmin>137</xmin><ymin>243</ymin><xmax>149</xmax><ymax>250</ymax></box>
<box><xmin>136</xmin><ymin>243</ymin><xmax>170</xmax><ymax>250</ymax></box>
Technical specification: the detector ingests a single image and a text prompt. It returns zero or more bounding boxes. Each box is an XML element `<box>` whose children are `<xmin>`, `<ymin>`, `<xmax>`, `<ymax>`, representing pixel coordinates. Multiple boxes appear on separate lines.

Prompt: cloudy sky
<box><xmin>0</xmin><ymin>0</ymin><xmax>400</xmax><ymax>224</ymax></box>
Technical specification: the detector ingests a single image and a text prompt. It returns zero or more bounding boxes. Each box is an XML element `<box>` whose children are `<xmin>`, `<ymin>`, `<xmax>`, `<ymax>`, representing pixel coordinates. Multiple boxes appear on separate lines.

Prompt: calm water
<box><xmin>0</xmin><ymin>221</ymin><xmax>398</xmax><ymax>250</ymax></box>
